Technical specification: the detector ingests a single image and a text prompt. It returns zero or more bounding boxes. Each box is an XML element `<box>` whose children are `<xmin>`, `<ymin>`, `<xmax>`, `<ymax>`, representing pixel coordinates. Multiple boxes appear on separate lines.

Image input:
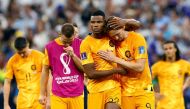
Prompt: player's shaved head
<box><xmin>91</xmin><ymin>10</ymin><xmax>105</xmax><ymax>18</ymax></box>
<box><xmin>90</xmin><ymin>10</ymin><xmax>106</xmax><ymax>35</ymax></box>
<box><xmin>61</xmin><ymin>23</ymin><xmax>74</xmax><ymax>38</ymax></box>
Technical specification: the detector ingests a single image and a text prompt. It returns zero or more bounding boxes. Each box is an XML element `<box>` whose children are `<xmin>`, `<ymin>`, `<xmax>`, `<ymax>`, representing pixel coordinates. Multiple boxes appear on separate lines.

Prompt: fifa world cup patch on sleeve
<box><xmin>81</xmin><ymin>52</ymin><xmax>87</xmax><ymax>60</ymax></box>
<box><xmin>138</xmin><ymin>46</ymin><xmax>145</xmax><ymax>54</ymax></box>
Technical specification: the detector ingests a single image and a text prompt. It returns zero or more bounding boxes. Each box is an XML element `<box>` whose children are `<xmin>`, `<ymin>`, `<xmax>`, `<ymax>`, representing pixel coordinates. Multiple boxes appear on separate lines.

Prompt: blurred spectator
<box><xmin>3</xmin><ymin>17</ymin><xmax>16</xmax><ymax>42</ymax></box>
<box><xmin>33</xmin><ymin>19</ymin><xmax>49</xmax><ymax>51</ymax></box>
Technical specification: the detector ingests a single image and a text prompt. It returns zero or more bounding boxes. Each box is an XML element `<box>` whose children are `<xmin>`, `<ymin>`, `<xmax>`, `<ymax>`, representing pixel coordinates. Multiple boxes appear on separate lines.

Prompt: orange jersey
<box><xmin>152</xmin><ymin>59</ymin><xmax>190</xmax><ymax>109</ymax></box>
<box><xmin>80</xmin><ymin>35</ymin><xmax>120</xmax><ymax>93</ymax></box>
<box><xmin>5</xmin><ymin>49</ymin><xmax>44</xmax><ymax>108</ymax></box>
<box><xmin>116</xmin><ymin>31</ymin><xmax>153</xmax><ymax>96</ymax></box>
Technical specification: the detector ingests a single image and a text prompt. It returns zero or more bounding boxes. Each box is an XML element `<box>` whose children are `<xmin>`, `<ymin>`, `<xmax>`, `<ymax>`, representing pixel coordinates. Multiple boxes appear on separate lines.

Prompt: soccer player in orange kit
<box><xmin>80</xmin><ymin>10</ymin><xmax>141</xmax><ymax>109</ymax></box>
<box><xmin>152</xmin><ymin>41</ymin><xmax>190</xmax><ymax>109</ymax></box>
<box><xmin>97</xmin><ymin>17</ymin><xmax>155</xmax><ymax>109</ymax></box>
<box><xmin>4</xmin><ymin>37</ymin><xmax>44</xmax><ymax>109</ymax></box>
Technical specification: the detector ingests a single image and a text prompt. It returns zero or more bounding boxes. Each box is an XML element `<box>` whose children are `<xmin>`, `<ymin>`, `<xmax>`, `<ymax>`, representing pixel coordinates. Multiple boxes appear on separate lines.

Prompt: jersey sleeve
<box><xmin>38</xmin><ymin>52</ymin><xmax>45</xmax><ymax>72</ymax></box>
<box><xmin>133</xmin><ymin>34</ymin><xmax>148</xmax><ymax>59</ymax></box>
<box><xmin>80</xmin><ymin>40</ymin><xmax>94</xmax><ymax>65</ymax></box>
<box><xmin>43</xmin><ymin>48</ymin><xmax>49</xmax><ymax>66</ymax></box>
<box><xmin>5</xmin><ymin>58</ymin><xmax>14</xmax><ymax>79</ymax></box>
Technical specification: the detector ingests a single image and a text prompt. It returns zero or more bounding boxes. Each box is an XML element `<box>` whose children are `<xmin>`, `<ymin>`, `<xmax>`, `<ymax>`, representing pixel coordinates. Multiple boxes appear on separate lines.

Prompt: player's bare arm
<box><xmin>83</xmin><ymin>63</ymin><xmax>126</xmax><ymax>79</ymax></box>
<box><xmin>45</xmin><ymin>73</ymin><xmax>52</xmax><ymax>109</ymax></box>
<box><xmin>64</xmin><ymin>46</ymin><xmax>84</xmax><ymax>73</ymax></box>
<box><xmin>107</xmin><ymin>16</ymin><xmax>141</xmax><ymax>31</ymax></box>
<box><xmin>98</xmin><ymin>50</ymin><xmax>145</xmax><ymax>73</ymax></box>
<box><xmin>39</xmin><ymin>65</ymin><xmax>50</xmax><ymax>105</ymax></box>
<box><xmin>4</xmin><ymin>78</ymin><xmax>12</xmax><ymax>109</ymax></box>
<box><xmin>183</xmin><ymin>76</ymin><xmax>190</xmax><ymax>91</ymax></box>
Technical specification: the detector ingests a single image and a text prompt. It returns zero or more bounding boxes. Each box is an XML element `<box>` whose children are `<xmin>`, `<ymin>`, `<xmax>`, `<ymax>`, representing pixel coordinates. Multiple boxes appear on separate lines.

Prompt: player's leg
<box><xmin>17</xmin><ymin>93</ymin><xmax>43</xmax><ymax>109</ymax></box>
<box><xmin>50</xmin><ymin>94</ymin><xmax>67</xmax><ymax>109</ymax></box>
<box><xmin>105</xmin><ymin>103</ymin><xmax>120</xmax><ymax>109</ymax></box>
<box><xmin>69</xmin><ymin>95</ymin><xmax>84</xmax><ymax>109</ymax></box>
<box><xmin>105</xmin><ymin>87</ymin><xmax>121</xmax><ymax>109</ymax></box>
<box><xmin>18</xmin><ymin>96</ymin><xmax>44</xmax><ymax>109</ymax></box>
<box><xmin>135</xmin><ymin>92</ymin><xmax>155</xmax><ymax>109</ymax></box>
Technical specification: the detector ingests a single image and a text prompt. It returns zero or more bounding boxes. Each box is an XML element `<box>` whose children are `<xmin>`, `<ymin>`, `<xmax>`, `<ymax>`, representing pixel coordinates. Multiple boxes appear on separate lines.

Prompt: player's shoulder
<box><xmin>47</xmin><ymin>37</ymin><xmax>61</xmax><ymax>46</ymax></box>
<box><xmin>152</xmin><ymin>61</ymin><xmax>165</xmax><ymax>67</ymax></box>
<box><xmin>128</xmin><ymin>31</ymin><xmax>144</xmax><ymax>39</ymax></box>
<box><xmin>8</xmin><ymin>54</ymin><xmax>17</xmax><ymax>63</ymax></box>
<box><xmin>83</xmin><ymin>34</ymin><xmax>93</xmax><ymax>40</ymax></box>
<box><xmin>74</xmin><ymin>37</ymin><xmax>82</xmax><ymax>41</ymax></box>
<box><xmin>178</xmin><ymin>59</ymin><xmax>190</xmax><ymax>65</ymax></box>
<box><xmin>31</xmin><ymin>49</ymin><xmax>44</xmax><ymax>57</ymax></box>
<box><xmin>73</xmin><ymin>37</ymin><xmax>82</xmax><ymax>43</ymax></box>
<box><xmin>45</xmin><ymin>38</ymin><xmax>59</xmax><ymax>49</ymax></box>
<box><xmin>81</xmin><ymin>34</ymin><xmax>93</xmax><ymax>44</ymax></box>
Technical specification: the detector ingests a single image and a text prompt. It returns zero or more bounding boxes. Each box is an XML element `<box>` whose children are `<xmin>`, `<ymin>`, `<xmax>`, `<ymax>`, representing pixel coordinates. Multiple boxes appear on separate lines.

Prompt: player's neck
<box><xmin>123</xmin><ymin>31</ymin><xmax>128</xmax><ymax>38</ymax></box>
<box><xmin>92</xmin><ymin>33</ymin><xmax>105</xmax><ymax>39</ymax></box>
<box><xmin>21</xmin><ymin>49</ymin><xmax>32</xmax><ymax>58</ymax></box>
<box><xmin>166</xmin><ymin>56</ymin><xmax>176</xmax><ymax>62</ymax></box>
<box><xmin>26</xmin><ymin>49</ymin><xmax>32</xmax><ymax>56</ymax></box>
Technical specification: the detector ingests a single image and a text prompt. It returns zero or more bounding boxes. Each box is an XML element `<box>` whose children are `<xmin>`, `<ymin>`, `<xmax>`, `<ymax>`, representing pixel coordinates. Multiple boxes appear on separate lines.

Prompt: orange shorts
<box><xmin>88</xmin><ymin>86</ymin><xmax>121</xmax><ymax>109</ymax></box>
<box><xmin>121</xmin><ymin>92</ymin><xmax>155</xmax><ymax>109</ymax></box>
<box><xmin>50</xmin><ymin>94</ymin><xmax>84</xmax><ymax>109</ymax></box>
<box><xmin>17</xmin><ymin>93</ymin><xmax>44</xmax><ymax>109</ymax></box>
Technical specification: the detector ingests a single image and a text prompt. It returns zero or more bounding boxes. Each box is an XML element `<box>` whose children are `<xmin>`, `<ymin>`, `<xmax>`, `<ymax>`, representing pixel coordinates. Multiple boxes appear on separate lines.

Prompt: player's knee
<box><xmin>105</xmin><ymin>102</ymin><xmax>120</xmax><ymax>109</ymax></box>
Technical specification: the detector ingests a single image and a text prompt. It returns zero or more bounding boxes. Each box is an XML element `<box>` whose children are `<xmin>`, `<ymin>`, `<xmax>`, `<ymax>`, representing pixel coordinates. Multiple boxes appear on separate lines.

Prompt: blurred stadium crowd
<box><xmin>0</xmin><ymin>0</ymin><xmax>190</xmax><ymax>109</ymax></box>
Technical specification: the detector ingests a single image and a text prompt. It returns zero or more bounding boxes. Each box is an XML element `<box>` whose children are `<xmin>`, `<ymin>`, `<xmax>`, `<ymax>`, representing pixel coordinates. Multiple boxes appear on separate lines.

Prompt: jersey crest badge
<box><xmin>125</xmin><ymin>50</ymin><xmax>131</xmax><ymax>58</ymax></box>
<box><xmin>31</xmin><ymin>65</ymin><xmax>36</xmax><ymax>71</ymax></box>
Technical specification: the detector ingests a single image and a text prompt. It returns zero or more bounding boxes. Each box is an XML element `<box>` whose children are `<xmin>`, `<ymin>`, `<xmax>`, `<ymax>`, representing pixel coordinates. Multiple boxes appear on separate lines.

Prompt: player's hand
<box><xmin>63</xmin><ymin>46</ymin><xmax>74</xmax><ymax>57</ymax></box>
<box><xmin>107</xmin><ymin>16</ymin><xmax>141</xmax><ymax>31</ymax></box>
<box><xmin>39</xmin><ymin>95</ymin><xmax>46</xmax><ymax>105</ymax></box>
<box><xmin>97</xmin><ymin>50</ymin><xmax>116</xmax><ymax>62</ymax></box>
<box><xmin>45</xmin><ymin>96</ymin><xmax>51</xmax><ymax>109</ymax></box>
<box><xmin>107</xmin><ymin>16</ymin><xmax>125</xmax><ymax>29</ymax></box>
<box><xmin>4</xmin><ymin>105</ymin><xmax>11</xmax><ymax>109</ymax></box>
<box><xmin>94</xmin><ymin>63</ymin><xmax>99</xmax><ymax>69</ymax></box>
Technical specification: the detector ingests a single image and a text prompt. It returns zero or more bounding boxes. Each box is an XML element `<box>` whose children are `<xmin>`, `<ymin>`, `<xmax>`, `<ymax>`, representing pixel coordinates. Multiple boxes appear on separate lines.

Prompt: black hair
<box><xmin>61</xmin><ymin>23</ymin><xmax>74</xmax><ymax>38</ymax></box>
<box><xmin>14</xmin><ymin>37</ymin><xmax>28</xmax><ymax>51</ymax></box>
<box><xmin>91</xmin><ymin>10</ymin><xmax>105</xmax><ymax>18</ymax></box>
<box><xmin>162</xmin><ymin>40</ymin><xmax>181</xmax><ymax>61</ymax></box>
<box><xmin>90</xmin><ymin>10</ymin><xmax>107</xmax><ymax>34</ymax></box>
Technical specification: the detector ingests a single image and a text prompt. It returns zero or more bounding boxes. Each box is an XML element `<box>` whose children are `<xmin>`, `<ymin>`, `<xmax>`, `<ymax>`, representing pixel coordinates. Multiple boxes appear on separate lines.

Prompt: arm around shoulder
<box><xmin>83</xmin><ymin>63</ymin><xmax>126</xmax><ymax>79</ymax></box>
